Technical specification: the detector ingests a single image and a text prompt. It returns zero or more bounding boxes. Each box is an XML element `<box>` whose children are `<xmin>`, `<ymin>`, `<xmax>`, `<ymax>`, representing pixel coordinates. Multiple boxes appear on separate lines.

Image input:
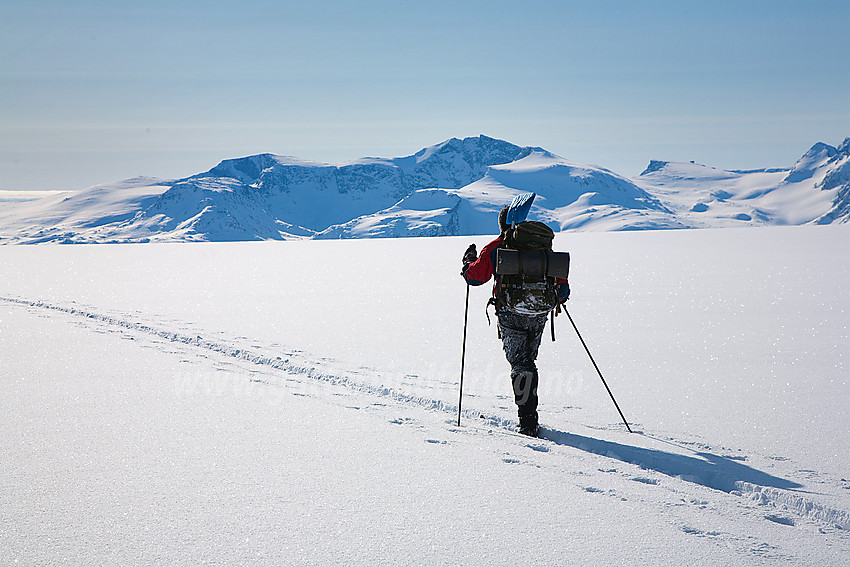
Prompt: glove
<box><xmin>462</xmin><ymin>243</ymin><xmax>478</xmax><ymax>265</ymax></box>
<box><xmin>558</xmin><ymin>282</ymin><xmax>571</xmax><ymax>303</ymax></box>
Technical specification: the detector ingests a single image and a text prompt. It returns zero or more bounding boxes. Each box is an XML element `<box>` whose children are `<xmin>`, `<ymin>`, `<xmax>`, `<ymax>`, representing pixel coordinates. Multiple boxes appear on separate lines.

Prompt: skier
<box><xmin>461</xmin><ymin>205</ymin><xmax>570</xmax><ymax>437</ymax></box>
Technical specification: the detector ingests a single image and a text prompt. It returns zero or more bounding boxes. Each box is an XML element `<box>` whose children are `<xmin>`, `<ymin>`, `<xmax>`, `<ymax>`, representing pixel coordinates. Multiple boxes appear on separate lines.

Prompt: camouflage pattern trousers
<box><xmin>497</xmin><ymin>310</ymin><xmax>548</xmax><ymax>427</ymax></box>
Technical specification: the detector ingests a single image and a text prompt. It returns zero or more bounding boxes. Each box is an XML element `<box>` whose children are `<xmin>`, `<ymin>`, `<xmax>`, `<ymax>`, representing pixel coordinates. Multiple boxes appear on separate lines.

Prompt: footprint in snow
<box><xmin>631</xmin><ymin>477</ymin><xmax>659</xmax><ymax>485</ymax></box>
<box><xmin>765</xmin><ymin>514</ymin><xmax>795</xmax><ymax>527</ymax></box>
<box><xmin>501</xmin><ymin>454</ymin><xmax>540</xmax><ymax>468</ymax></box>
<box><xmin>389</xmin><ymin>417</ymin><xmax>414</xmax><ymax>425</ymax></box>
<box><xmin>681</xmin><ymin>526</ymin><xmax>722</xmax><ymax>537</ymax></box>
<box><xmin>796</xmin><ymin>469</ymin><xmax>820</xmax><ymax>480</ymax></box>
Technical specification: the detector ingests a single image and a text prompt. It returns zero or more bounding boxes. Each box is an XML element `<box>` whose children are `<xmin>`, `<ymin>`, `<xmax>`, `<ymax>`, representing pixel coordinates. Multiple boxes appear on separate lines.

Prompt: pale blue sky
<box><xmin>1</xmin><ymin>0</ymin><xmax>848</xmax><ymax>189</ymax></box>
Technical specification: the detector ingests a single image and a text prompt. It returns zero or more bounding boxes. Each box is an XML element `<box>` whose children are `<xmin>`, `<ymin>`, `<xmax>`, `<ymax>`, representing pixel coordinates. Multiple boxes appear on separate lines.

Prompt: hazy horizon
<box><xmin>2</xmin><ymin>0</ymin><xmax>848</xmax><ymax>190</ymax></box>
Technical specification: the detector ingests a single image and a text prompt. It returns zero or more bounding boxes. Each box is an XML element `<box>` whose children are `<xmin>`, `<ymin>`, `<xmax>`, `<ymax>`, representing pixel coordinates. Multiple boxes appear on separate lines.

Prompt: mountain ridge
<box><xmin>0</xmin><ymin>135</ymin><xmax>847</xmax><ymax>243</ymax></box>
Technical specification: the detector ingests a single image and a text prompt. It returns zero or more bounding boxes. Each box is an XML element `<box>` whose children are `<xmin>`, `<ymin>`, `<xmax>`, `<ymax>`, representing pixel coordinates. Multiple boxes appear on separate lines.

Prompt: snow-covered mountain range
<box><xmin>1</xmin><ymin>135</ymin><xmax>848</xmax><ymax>243</ymax></box>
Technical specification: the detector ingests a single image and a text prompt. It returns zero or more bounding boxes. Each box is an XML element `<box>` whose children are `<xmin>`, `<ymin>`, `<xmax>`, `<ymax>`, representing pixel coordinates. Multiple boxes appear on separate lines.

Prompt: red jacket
<box><xmin>462</xmin><ymin>236</ymin><xmax>505</xmax><ymax>296</ymax></box>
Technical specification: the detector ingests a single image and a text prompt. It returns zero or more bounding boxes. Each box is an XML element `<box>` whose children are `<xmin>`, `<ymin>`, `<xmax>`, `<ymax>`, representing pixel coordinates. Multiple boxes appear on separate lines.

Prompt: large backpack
<box><xmin>494</xmin><ymin>221</ymin><xmax>569</xmax><ymax>316</ymax></box>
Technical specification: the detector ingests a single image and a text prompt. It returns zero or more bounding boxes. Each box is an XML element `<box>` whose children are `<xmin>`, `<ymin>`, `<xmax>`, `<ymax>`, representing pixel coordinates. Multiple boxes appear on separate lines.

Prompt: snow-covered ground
<box><xmin>1</xmin><ymin>225</ymin><xmax>848</xmax><ymax>565</ymax></box>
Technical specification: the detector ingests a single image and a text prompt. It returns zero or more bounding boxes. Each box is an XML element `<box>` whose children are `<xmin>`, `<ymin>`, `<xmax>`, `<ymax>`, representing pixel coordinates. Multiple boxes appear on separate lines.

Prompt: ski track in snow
<box><xmin>4</xmin><ymin>294</ymin><xmax>849</xmax><ymax>536</ymax></box>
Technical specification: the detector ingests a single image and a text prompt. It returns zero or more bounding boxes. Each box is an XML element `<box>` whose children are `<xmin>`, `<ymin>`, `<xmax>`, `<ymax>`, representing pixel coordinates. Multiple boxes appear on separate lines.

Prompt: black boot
<box><xmin>514</xmin><ymin>369</ymin><xmax>539</xmax><ymax>437</ymax></box>
<box><xmin>518</xmin><ymin>411</ymin><xmax>539</xmax><ymax>437</ymax></box>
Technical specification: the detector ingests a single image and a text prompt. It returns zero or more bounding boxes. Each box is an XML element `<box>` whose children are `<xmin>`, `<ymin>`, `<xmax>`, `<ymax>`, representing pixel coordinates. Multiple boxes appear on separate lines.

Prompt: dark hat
<box><xmin>498</xmin><ymin>206</ymin><xmax>510</xmax><ymax>234</ymax></box>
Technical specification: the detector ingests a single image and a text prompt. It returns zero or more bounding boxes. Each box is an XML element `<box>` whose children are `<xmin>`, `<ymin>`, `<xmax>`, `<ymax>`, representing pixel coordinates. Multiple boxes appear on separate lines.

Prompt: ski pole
<box><xmin>550</xmin><ymin>305</ymin><xmax>557</xmax><ymax>342</ymax></box>
<box><xmin>563</xmin><ymin>307</ymin><xmax>633</xmax><ymax>433</ymax></box>
<box><xmin>457</xmin><ymin>283</ymin><xmax>471</xmax><ymax>426</ymax></box>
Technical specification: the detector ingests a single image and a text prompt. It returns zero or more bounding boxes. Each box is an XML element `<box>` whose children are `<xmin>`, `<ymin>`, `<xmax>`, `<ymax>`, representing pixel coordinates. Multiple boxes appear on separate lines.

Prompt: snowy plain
<box><xmin>1</xmin><ymin>225</ymin><xmax>848</xmax><ymax>565</ymax></box>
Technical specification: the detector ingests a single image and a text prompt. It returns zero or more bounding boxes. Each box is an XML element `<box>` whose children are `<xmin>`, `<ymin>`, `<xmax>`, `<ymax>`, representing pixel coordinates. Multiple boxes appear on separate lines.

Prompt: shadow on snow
<box><xmin>540</xmin><ymin>428</ymin><xmax>803</xmax><ymax>493</ymax></box>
